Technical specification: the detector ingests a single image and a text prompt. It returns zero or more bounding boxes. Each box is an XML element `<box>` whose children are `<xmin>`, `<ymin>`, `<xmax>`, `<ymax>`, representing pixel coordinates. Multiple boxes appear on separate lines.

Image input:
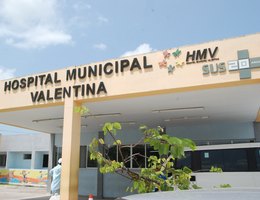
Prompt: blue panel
<box><xmin>240</xmin><ymin>69</ymin><xmax>251</xmax><ymax>79</ymax></box>
<box><xmin>237</xmin><ymin>50</ymin><xmax>249</xmax><ymax>59</ymax></box>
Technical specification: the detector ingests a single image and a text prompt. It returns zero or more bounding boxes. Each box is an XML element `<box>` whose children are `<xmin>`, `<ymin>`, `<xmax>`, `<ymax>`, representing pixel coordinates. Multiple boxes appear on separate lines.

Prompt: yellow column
<box><xmin>60</xmin><ymin>98</ymin><xmax>81</xmax><ymax>200</ymax></box>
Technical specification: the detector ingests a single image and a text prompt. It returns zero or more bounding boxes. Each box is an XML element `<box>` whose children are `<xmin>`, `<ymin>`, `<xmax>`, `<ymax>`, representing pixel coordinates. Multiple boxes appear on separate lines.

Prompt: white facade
<box><xmin>0</xmin><ymin>133</ymin><xmax>50</xmax><ymax>169</ymax></box>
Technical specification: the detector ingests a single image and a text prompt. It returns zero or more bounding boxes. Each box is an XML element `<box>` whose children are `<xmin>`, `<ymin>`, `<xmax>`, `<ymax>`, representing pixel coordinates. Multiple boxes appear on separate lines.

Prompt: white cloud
<box><xmin>73</xmin><ymin>2</ymin><xmax>91</xmax><ymax>10</ymax></box>
<box><xmin>0</xmin><ymin>66</ymin><xmax>16</xmax><ymax>80</ymax></box>
<box><xmin>0</xmin><ymin>0</ymin><xmax>72</xmax><ymax>49</ymax></box>
<box><xmin>93</xmin><ymin>43</ymin><xmax>107</xmax><ymax>50</ymax></box>
<box><xmin>98</xmin><ymin>16</ymin><xmax>108</xmax><ymax>23</ymax></box>
<box><xmin>121</xmin><ymin>43</ymin><xmax>155</xmax><ymax>57</ymax></box>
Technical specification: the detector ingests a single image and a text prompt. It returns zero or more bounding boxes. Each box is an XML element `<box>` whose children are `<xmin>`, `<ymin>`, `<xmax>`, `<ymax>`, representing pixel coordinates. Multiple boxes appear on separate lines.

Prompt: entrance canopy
<box><xmin>0</xmin><ymin>83</ymin><xmax>260</xmax><ymax>136</ymax></box>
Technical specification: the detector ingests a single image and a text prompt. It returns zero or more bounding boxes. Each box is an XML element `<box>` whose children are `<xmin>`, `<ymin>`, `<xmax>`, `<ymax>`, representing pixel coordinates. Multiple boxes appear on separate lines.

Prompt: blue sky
<box><xmin>0</xmin><ymin>0</ymin><xmax>260</xmax><ymax>134</ymax></box>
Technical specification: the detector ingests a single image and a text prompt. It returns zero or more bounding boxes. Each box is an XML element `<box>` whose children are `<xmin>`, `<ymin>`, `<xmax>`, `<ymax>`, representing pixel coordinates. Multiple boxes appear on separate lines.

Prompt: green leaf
<box><xmin>171</xmin><ymin>145</ymin><xmax>184</xmax><ymax>158</ymax></box>
<box><xmin>158</xmin><ymin>144</ymin><xmax>164</xmax><ymax>155</ymax></box>
<box><xmin>78</xmin><ymin>106</ymin><xmax>88</xmax><ymax>115</ymax></box>
<box><xmin>113</xmin><ymin>122</ymin><xmax>122</xmax><ymax>130</ymax></box>
<box><xmin>98</xmin><ymin>138</ymin><xmax>105</xmax><ymax>144</ymax></box>
<box><xmin>106</xmin><ymin>123</ymin><xmax>113</xmax><ymax>131</ymax></box>
<box><xmin>163</xmin><ymin>143</ymin><xmax>170</xmax><ymax>155</ymax></box>
<box><xmin>168</xmin><ymin>137</ymin><xmax>182</xmax><ymax>145</ymax></box>
<box><xmin>182</xmin><ymin>138</ymin><xmax>196</xmax><ymax>150</ymax></box>
<box><xmin>113</xmin><ymin>139</ymin><xmax>122</xmax><ymax>145</ymax></box>
<box><xmin>161</xmin><ymin>134</ymin><xmax>169</xmax><ymax>141</ymax></box>
<box><xmin>74</xmin><ymin>106</ymin><xmax>81</xmax><ymax>113</ymax></box>
<box><xmin>183</xmin><ymin>166</ymin><xmax>192</xmax><ymax>174</ymax></box>
<box><xmin>102</xmin><ymin>123</ymin><xmax>113</xmax><ymax>135</ymax></box>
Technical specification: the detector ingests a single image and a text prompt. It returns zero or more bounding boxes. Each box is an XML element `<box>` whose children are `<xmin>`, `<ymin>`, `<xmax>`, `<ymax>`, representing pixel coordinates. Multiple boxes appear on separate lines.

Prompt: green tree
<box><xmin>89</xmin><ymin>122</ymin><xmax>196</xmax><ymax>193</ymax></box>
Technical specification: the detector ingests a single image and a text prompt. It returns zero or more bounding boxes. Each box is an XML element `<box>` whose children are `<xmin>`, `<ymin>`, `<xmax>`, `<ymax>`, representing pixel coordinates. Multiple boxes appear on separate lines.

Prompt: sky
<box><xmin>0</xmin><ymin>0</ymin><xmax>260</xmax><ymax>134</ymax></box>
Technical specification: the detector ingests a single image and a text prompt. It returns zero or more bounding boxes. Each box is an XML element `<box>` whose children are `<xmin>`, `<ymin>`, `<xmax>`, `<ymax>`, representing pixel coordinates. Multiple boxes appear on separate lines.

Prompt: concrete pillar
<box><xmin>97</xmin><ymin>131</ymin><xmax>104</xmax><ymax>198</ymax></box>
<box><xmin>6</xmin><ymin>151</ymin><xmax>10</xmax><ymax>169</ymax></box>
<box><xmin>31</xmin><ymin>151</ymin><xmax>36</xmax><ymax>169</ymax></box>
<box><xmin>47</xmin><ymin>134</ymin><xmax>55</xmax><ymax>193</ymax></box>
<box><xmin>253</xmin><ymin>122</ymin><xmax>260</xmax><ymax>142</ymax></box>
<box><xmin>60</xmin><ymin>99</ymin><xmax>81</xmax><ymax>200</ymax></box>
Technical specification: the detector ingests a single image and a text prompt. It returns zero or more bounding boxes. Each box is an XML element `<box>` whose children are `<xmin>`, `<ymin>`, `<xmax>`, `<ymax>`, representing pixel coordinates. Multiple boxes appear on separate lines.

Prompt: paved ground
<box><xmin>0</xmin><ymin>184</ymin><xmax>114</xmax><ymax>200</ymax></box>
<box><xmin>0</xmin><ymin>185</ymin><xmax>49</xmax><ymax>200</ymax></box>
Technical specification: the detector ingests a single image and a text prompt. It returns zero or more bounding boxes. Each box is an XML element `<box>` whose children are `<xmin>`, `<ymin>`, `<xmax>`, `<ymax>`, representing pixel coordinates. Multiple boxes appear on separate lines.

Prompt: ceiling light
<box><xmin>152</xmin><ymin>106</ymin><xmax>204</xmax><ymax>113</ymax></box>
<box><xmin>164</xmin><ymin>116</ymin><xmax>209</xmax><ymax>122</ymax></box>
<box><xmin>84</xmin><ymin>113</ymin><xmax>121</xmax><ymax>118</ymax></box>
<box><xmin>32</xmin><ymin>113</ymin><xmax>121</xmax><ymax>123</ymax></box>
<box><xmin>32</xmin><ymin>117</ymin><xmax>63</xmax><ymax>123</ymax></box>
<box><xmin>59</xmin><ymin>124</ymin><xmax>88</xmax><ymax>129</ymax></box>
<box><xmin>99</xmin><ymin>121</ymin><xmax>136</xmax><ymax>127</ymax></box>
<box><xmin>119</xmin><ymin>121</ymin><xmax>136</xmax><ymax>125</ymax></box>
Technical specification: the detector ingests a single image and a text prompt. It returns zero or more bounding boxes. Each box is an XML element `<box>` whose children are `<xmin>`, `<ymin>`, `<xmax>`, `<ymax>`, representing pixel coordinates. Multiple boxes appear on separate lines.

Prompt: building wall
<box><xmin>0</xmin><ymin>133</ymin><xmax>50</xmax><ymax>152</ymax></box>
<box><xmin>34</xmin><ymin>151</ymin><xmax>48</xmax><ymax>169</ymax></box>
<box><xmin>254</xmin><ymin>122</ymin><xmax>260</xmax><ymax>142</ymax></box>
<box><xmin>167</xmin><ymin>122</ymin><xmax>254</xmax><ymax>142</ymax></box>
<box><xmin>7</xmin><ymin>152</ymin><xmax>31</xmax><ymax>169</ymax></box>
<box><xmin>0</xmin><ymin>168</ymin><xmax>48</xmax><ymax>186</ymax></box>
<box><xmin>194</xmin><ymin>172</ymin><xmax>260</xmax><ymax>188</ymax></box>
<box><xmin>92</xmin><ymin>122</ymin><xmax>254</xmax><ymax>146</ymax></box>
<box><xmin>78</xmin><ymin>168</ymin><xmax>98</xmax><ymax>196</ymax></box>
<box><xmin>0</xmin><ymin>134</ymin><xmax>49</xmax><ymax>170</ymax></box>
<box><xmin>103</xmin><ymin>173</ymin><xmax>133</xmax><ymax>198</ymax></box>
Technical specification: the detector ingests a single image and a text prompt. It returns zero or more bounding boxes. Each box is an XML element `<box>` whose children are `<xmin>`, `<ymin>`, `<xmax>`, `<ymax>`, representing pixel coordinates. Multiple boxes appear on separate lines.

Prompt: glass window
<box><xmin>42</xmin><ymin>154</ymin><xmax>49</xmax><ymax>168</ymax></box>
<box><xmin>23</xmin><ymin>154</ymin><xmax>32</xmax><ymax>160</ymax></box>
<box><xmin>132</xmin><ymin>145</ymin><xmax>145</xmax><ymax>168</ymax></box>
<box><xmin>223</xmin><ymin>149</ymin><xmax>248</xmax><ymax>171</ymax></box>
<box><xmin>201</xmin><ymin>150</ymin><xmax>224</xmax><ymax>171</ymax></box>
<box><xmin>176</xmin><ymin>151</ymin><xmax>191</xmax><ymax>169</ymax></box>
<box><xmin>105</xmin><ymin>145</ymin><xmax>117</xmax><ymax>161</ymax></box>
<box><xmin>79</xmin><ymin>146</ymin><xmax>87</xmax><ymax>168</ymax></box>
<box><xmin>0</xmin><ymin>154</ymin><xmax>7</xmax><ymax>167</ymax></box>
<box><xmin>87</xmin><ymin>147</ymin><xmax>97</xmax><ymax>167</ymax></box>
<box><xmin>255</xmin><ymin>148</ymin><xmax>260</xmax><ymax>170</ymax></box>
<box><xmin>118</xmin><ymin>146</ymin><xmax>130</xmax><ymax>168</ymax></box>
<box><xmin>201</xmin><ymin>149</ymin><xmax>248</xmax><ymax>172</ymax></box>
<box><xmin>54</xmin><ymin>146</ymin><xmax>62</xmax><ymax>165</ymax></box>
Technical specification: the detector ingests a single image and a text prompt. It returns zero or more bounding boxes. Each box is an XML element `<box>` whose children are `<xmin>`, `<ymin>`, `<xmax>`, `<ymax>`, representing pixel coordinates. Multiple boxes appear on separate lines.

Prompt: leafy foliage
<box><xmin>210</xmin><ymin>166</ymin><xmax>223</xmax><ymax>173</ymax></box>
<box><xmin>89</xmin><ymin>123</ymin><xmax>196</xmax><ymax>193</ymax></box>
<box><xmin>192</xmin><ymin>184</ymin><xmax>203</xmax><ymax>189</ymax></box>
<box><xmin>219</xmin><ymin>184</ymin><xmax>231</xmax><ymax>188</ymax></box>
<box><xmin>74</xmin><ymin>105</ymin><xmax>89</xmax><ymax>115</ymax></box>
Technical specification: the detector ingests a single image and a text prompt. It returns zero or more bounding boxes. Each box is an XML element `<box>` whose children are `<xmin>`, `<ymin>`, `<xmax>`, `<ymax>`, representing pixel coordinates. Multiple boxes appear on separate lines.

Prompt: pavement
<box><xmin>0</xmin><ymin>184</ymin><xmax>114</xmax><ymax>200</ymax></box>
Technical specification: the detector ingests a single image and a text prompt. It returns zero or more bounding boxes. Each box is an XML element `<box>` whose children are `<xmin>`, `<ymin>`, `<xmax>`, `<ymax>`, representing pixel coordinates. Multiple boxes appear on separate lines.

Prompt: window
<box><xmin>200</xmin><ymin>149</ymin><xmax>248</xmax><ymax>172</ymax></box>
<box><xmin>118</xmin><ymin>146</ymin><xmax>131</xmax><ymax>168</ymax></box>
<box><xmin>0</xmin><ymin>153</ymin><xmax>7</xmax><ymax>167</ymax></box>
<box><xmin>176</xmin><ymin>151</ymin><xmax>192</xmax><ymax>169</ymax></box>
<box><xmin>255</xmin><ymin>148</ymin><xmax>260</xmax><ymax>170</ymax></box>
<box><xmin>132</xmin><ymin>145</ymin><xmax>145</xmax><ymax>168</ymax></box>
<box><xmin>201</xmin><ymin>150</ymin><xmax>224</xmax><ymax>171</ymax></box>
<box><xmin>23</xmin><ymin>154</ymin><xmax>32</xmax><ymax>160</ymax></box>
<box><xmin>87</xmin><ymin>147</ymin><xmax>97</xmax><ymax>167</ymax></box>
<box><xmin>54</xmin><ymin>146</ymin><xmax>62</xmax><ymax>165</ymax></box>
<box><xmin>79</xmin><ymin>146</ymin><xmax>87</xmax><ymax>168</ymax></box>
<box><xmin>223</xmin><ymin>149</ymin><xmax>248</xmax><ymax>171</ymax></box>
<box><xmin>42</xmin><ymin>154</ymin><xmax>49</xmax><ymax>168</ymax></box>
<box><xmin>105</xmin><ymin>145</ymin><xmax>117</xmax><ymax>161</ymax></box>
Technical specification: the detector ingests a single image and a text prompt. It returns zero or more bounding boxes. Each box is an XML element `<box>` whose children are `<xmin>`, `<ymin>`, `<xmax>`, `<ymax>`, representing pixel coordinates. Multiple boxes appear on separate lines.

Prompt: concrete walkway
<box><xmin>0</xmin><ymin>185</ymin><xmax>114</xmax><ymax>200</ymax></box>
<box><xmin>0</xmin><ymin>185</ymin><xmax>49</xmax><ymax>200</ymax></box>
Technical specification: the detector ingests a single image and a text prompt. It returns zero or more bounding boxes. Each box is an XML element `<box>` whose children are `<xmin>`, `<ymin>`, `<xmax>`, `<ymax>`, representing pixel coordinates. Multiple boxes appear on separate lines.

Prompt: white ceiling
<box><xmin>0</xmin><ymin>84</ymin><xmax>259</xmax><ymax>135</ymax></box>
